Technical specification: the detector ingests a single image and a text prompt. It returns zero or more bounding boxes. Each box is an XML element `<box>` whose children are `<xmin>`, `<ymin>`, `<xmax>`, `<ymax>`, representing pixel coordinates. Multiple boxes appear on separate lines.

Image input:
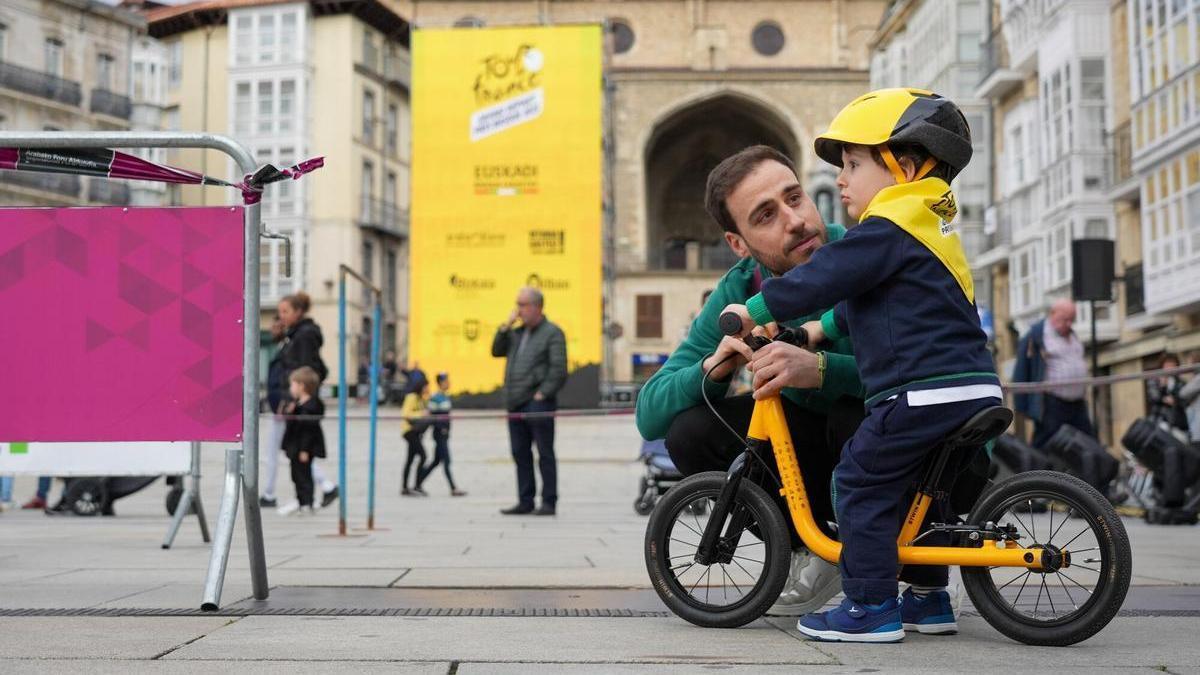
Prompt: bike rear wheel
<box><xmin>962</xmin><ymin>470</ymin><xmax>1131</xmax><ymax>646</ymax></box>
<box><xmin>645</xmin><ymin>472</ymin><xmax>790</xmax><ymax>628</ymax></box>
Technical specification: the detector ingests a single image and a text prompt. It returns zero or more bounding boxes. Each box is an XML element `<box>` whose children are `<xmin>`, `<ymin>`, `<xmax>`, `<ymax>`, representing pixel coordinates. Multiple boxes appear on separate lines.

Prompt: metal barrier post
<box><xmin>162</xmin><ymin>441</ymin><xmax>210</xmax><ymax>549</ymax></box>
<box><xmin>367</xmin><ymin>300</ymin><xmax>382</xmax><ymax>530</ymax></box>
<box><xmin>337</xmin><ymin>273</ymin><xmax>349</xmax><ymax>536</ymax></box>
<box><xmin>0</xmin><ymin>131</ymin><xmax>270</xmax><ymax>609</ymax></box>
<box><xmin>202</xmin><ymin>449</ymin><xmax>242</xmax><ymax>611</ymax></box>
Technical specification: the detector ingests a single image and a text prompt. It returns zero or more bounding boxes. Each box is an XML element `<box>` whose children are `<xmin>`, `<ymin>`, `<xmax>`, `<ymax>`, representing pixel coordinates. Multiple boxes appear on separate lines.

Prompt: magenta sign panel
<box><xmin>0</xmin><ymin>207</ymin><xmax>244</xmax><ymax>442</ymax></box>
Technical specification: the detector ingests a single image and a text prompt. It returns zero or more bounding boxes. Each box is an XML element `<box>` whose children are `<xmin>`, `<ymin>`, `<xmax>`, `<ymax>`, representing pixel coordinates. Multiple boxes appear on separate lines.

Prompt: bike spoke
<box><xmin>1010</xmin><ymin>507</ymin><xmax>1036</xmax><ymax>543</ymax></box>
<box><xmin>669</xmin><ymin>537</ymin><xmax>699</xmax><ymax>549</ymax></box>
<box><xmin>1048</xmin><ymin>507</ymin><xmax>1074</xmax><ymax>541</ymax></box>
<box><xmin>996</xmin><ymin>570</ymin><xmax>1031</xmax><ymax>593</ymax></box>
<box><xmin>1059</xmin><ymin>525</ymin><xmax>1092</xmax><ymax>551</ymax></box>
<box><xmin>720</xmin><ymin>565</ymin><xmax>729</xmax><ymax>602</ymax></box>
<box><xmin>1067</xmin><ymin>547</ymin><xmax>1100</xmax><ymax>555</ymax></box>
<box><xmin>730</xmin><ymin>554</ymin><xmax>765</xmax><ymax>565</ymax></box>
<box><xmin>704</xmin><ymin>566</ymin><xmax>712</xmax><ymax>604</ymax></box>
<box><xmin>1043</xmin><ymin>576</ymin><xmax>1057</xmax><ymax>618</ymax></box>
<box><xmin>1071</xmin><ymin>563</ymin><xmax>1102</xmax><ymax>574</ymax></box>
<box><xmin>723</xmin><ymin>564</ymin><xmax>746</xmax><ymax>597</ymax></box>
<box><xmin>729</xmin><ymin>556</ymin><xmax>758</xmax><ymax>585</ymax></box>
<box><xmin>676</xmin><ymin>518</ymin><xmax>704</xmax><ymax>538</ymax></box>
<box><xmin>1057</xmin><ymin>572</ymin><xmax>1079</xmax><ymax>610</ymax></box>
<box><xmin>1033</xmin><ymin>575</ymin><xmax>1044</xmax><ymax>617</ymax></box>
<box><xmin>1057</xmin><ymin>569</ymin><xmax>1095</xmax><ymax>596</ymax></box>
<box><xmin>672</xmin><ymin>562</ymin><xmax>696</xmax><ymax>578</ymax></box>
<box><xmin>1029</xmin><ymin>500</ymin><xmax>1037</xmax><ymax>542</ymax></box>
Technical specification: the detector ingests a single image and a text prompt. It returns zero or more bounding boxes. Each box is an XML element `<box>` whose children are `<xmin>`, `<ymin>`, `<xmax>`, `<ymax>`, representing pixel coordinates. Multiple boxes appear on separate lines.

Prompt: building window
<box><xmin>362</xmin><ymin>89</ymin><xmax>376</xmax><ymax>144</ymax></box>
<box><xmin>1011</xmin><ymin>243</ymin><xmax>1042</xmax><ymax>315</ymax></box>
<box><xmin>232</xmin><ymin>8</ymin><xmax>301</xmax><ymax>66</ymax></box>
<box><xmin>363</xmin><ymin>29</ymin><xmax>378</xmax><ymax>70</ymax></box>
<box><xmin>956</xmin><ymin>0</ymin><xmax>981</xmax><ymax>62</ymax></box>
<box><xmin>608</xmin><ymin>19</ymin><xmax>635</xmax><ymax>54</ymax></box>
<box><xmin>234</xmin><ymin>76</ymin><xmax>298</xmax><ymax>138</ymax></box>
<box><xmin>97</xmin><ymin>53</ymin><xmax>115</xmax><ymax>91</ymax></box>
<box><xmin>279</xmin><ymin>79</ymin><xmax>295</xmax><ymax>134</ymax></box>
<box><xmin>1048</xmin><ymin>223</ymin><xmax>1070</xmax><ymax>289</ymax></box>
<box><xmin>45</xmin><ymin>39</ymin><xmax>64</xmax><ymax>77</ymax></box>
<box><xmin>257</xmin><ymin>81</ymin><xmax>274</xmax><ymax>134</ymax></box>
<box><xmin>168</xmin><ymin>41</ymin><xmax>182</xmax><ymax>87</ymax></box>
<box><xmin>0</xmin><ymin>24</ymin><xmax>7</xmax><ymax>60</ymax></box>
<box><xmin>386</xmin><ymin>103</ymin><xmax>398</xmax><ymax>155</ymax></box>
<box><xmin>385</xmin><ymin>248</ymin><xmax>398</xmax><ymax>309</ymax></box>
<box><xmin>751</xmin><ymin>21</ymin><xmax>785</xmax><ymax>56</ymax></box>
<box><xmin>258</xmin><ymin>13</ymin><xmax>276</xmax><ymax>63</ymax></box>
<box><xmin>454</xmin><ymin>16</ymin><xmax>485</xmax><ymax>28</ymax></box>
<box><xmin>636</xmin><ymin>294</ymin><xmax>663</xmax><ymax>339</ymax></box>
<box><xmin>361</xmin><ymin>160</ymin><xmax>375</xmax><ymax>223</ymax></box>
<box><xmin>1125</xmin><ymin>263</ymin><xmax>1145</xmax><ymax>316</ymax></box>
<box><xmin>385</xmin><ymin>170</ymin><xmax>397</xmax><ymax>207</ymax></box>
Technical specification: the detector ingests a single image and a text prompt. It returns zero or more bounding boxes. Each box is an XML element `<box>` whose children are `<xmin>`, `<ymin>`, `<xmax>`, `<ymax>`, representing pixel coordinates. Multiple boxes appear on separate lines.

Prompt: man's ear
<box><xmin>724</xmin><ymin>231</ymin><xmax>750</xmax><ymax>259</ymax></box>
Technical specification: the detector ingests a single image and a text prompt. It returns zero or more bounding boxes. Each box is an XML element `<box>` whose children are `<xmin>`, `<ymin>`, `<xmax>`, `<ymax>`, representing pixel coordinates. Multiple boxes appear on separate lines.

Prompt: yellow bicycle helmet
<box><xmin>814</xmin><ymin>88</ymin><xmax>973</xmax><ymax>183</ymax></box>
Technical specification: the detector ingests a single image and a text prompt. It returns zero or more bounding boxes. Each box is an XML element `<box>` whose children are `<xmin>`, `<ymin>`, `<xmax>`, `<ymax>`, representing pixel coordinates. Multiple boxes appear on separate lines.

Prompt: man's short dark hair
<box><xmin>704</xmin><ymin>145</ymin><xmax>798</xmax><ymax>234</ymax></box>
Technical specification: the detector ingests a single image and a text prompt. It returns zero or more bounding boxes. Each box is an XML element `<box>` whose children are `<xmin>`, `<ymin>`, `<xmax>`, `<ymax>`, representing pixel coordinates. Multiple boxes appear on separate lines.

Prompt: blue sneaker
<box><xmin>899</xmin><ymin>587</ymin><xmax>958</xmax><ymax>635</ymax></box>
<box><xmin>796</xmin><ymin>597</ymin><xmax>904</xmax><ymax>643</ymax></box>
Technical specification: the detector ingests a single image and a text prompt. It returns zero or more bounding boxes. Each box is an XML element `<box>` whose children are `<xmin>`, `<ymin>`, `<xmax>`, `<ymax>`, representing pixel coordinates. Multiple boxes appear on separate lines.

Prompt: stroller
<box><xmin>634</xmin><ymin>438</ymin><xmax>684</xmax><ymax>515</ymax></box>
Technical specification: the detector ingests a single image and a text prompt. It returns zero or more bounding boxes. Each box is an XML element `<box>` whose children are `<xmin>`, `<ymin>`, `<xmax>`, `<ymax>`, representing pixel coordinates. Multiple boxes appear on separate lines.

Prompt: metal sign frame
<box><xmin>0</xmin><ymin>131</ymin><xmax>269</xmax><ymax>610</ymax></box>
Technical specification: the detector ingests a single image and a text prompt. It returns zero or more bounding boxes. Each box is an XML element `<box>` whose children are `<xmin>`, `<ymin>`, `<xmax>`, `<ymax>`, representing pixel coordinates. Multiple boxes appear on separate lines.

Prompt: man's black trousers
<box><xmin>508</xmin><ymin>399</ymin><xmax>558</xmax><ymax>508</ymax></box>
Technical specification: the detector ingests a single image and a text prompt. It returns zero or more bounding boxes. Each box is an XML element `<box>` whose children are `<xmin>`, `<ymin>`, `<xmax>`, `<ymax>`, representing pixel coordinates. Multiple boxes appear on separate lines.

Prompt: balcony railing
<box><xmin>358</xmin><ymin>198</ymin><xmax>409</xmax><ymax>238</ymax></box>
<box><xmin>1108</xmin><ymin>121</ymin><xmax>1133</xmax><ymax>187</ymax></box>
<box><xmin>0</xmin><ymin>60</ymin><xmax>82</xmax><ymax>106</ymax></box>
<box><xmin>90</xmin><ymin>88</ymin><xmax>132</xmax><ymax>119</ymax></box>
<box><xmin>87</xmin><ymin>179</ymin><xmax>130</xmax><ymax>205</ymax></box>
<box><xmin>979</xmin><ymin>29</ymin><xmax>1006</xmax><ymax>86</ymax></box>
<box><xmin>2</xmin><ymin>170</ymin><xmax>81</xmax><ymax>197</ymax></box>
<box><xmin>383</xmin><ymin>51</ymin><xmax>410</xmax><ymax>88</ymax></box>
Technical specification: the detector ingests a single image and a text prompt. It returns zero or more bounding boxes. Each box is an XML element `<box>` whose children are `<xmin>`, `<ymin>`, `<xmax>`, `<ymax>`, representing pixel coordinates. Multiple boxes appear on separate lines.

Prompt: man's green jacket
<box><xmin>635</xmin><ymin>224</ymin><xmax>865</xmax><ymax>441</ymax></box>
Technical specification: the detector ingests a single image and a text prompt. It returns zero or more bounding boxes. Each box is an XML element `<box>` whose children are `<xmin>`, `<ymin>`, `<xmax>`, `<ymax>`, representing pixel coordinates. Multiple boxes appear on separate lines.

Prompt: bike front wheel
<box><xmin>644</xmin><ymin>471</ymin><xmax>790</xmax><ymax>628</ymax></box>
<box><xmin>962</xmin><ymin>470</ymin><xmax>1131</xmax><ymax>646</ymax></box>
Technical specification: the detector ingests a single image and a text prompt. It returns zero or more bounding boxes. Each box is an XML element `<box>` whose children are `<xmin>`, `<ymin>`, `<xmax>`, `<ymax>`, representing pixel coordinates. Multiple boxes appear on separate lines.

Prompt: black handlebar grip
<box><xmin>719</xmin><ymin>311</ymin><xmax>744</xmax><ymax>337</ymax></box>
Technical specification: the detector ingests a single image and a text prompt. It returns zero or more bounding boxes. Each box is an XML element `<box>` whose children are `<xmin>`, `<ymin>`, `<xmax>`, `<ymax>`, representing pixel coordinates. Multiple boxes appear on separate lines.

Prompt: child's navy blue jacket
<box><xmin>746</xmin><ymin>177</ymin><xmax>998</xmax><ymax>407</ymax></box>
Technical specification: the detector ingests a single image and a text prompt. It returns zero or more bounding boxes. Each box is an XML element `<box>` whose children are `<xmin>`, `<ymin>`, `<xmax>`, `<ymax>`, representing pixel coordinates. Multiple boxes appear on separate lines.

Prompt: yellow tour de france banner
<box><xmin>410</xmin><ymin>25</ymin><xmax>603</xmax><ymax>406</ymax></box>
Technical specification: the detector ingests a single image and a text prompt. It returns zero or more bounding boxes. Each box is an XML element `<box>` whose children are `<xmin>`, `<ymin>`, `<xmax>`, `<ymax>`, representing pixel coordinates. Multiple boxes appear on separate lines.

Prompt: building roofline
<box><xmin>868</xmin><ymin>0</ymin><xmax>915</xmax><ymax>51</ymax></box>
<box><xmin>58</xmin><ymin>0</ymin><xmax>147</xmax><ymax>30</ymax></box>
<box><xmin>144</xmin><ymin>0</ymin><xmax>409</xmax><ymax>43</ymax></box>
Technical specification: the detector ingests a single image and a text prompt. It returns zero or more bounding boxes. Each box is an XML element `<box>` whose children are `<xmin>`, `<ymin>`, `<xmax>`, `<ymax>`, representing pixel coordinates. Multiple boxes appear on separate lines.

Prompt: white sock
<box><xmin>909</xmin><ymin>584</ymin><xmax>945</xmax><ymax>599</ymax></box>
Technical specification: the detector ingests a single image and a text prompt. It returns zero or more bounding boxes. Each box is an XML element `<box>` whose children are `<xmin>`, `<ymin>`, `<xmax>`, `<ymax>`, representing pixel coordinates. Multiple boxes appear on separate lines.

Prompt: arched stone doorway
<box><xmin>643</xmin><ymin>93</ymin><xmax>800</xmax><ymax>271</ymax></box>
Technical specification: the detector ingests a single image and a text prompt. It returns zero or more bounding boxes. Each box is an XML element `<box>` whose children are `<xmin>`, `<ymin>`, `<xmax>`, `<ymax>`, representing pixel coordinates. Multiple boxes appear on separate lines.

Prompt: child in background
<box><xmin>401</xmin><ymin>373</ymin><xmax>430</xmax><ymax>496</ymax></box>
<box><xmin>725</xmin><ymin>88</ymin><xmax>1000</xmax><ymax>642</ymax></box>
<box><xmin>279</xmin><ymin>366</ymin><xmax>326</xmax><ymax>515</ymax></box>
<box><xmin>416</xmin><ymin>373</ymin><xmax>467</xmax><ymax>497</ymax></box>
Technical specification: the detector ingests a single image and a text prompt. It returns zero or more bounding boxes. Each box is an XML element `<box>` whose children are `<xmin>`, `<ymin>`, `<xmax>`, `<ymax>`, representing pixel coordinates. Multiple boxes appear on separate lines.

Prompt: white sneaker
<box><xmin>298</xmin><ymin>505</ymin><xmax>316</xmax><ymax>516</ymax></box>
<box><xmin>766</xmin><ymin>548</ymin><xmax>842</xmax><ymax>616</ymax></box>
<box><xmin>277</xmin><ymin>500</ymin><xmax>300</xmax><ymax>516</ymax></box>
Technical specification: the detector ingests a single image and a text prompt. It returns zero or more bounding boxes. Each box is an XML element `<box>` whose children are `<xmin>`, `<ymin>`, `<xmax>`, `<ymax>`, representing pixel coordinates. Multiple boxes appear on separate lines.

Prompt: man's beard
<box><xmin>742</xmin><ymin>238</ymin><xmax>814</xmax><ymax>277</ymax></box>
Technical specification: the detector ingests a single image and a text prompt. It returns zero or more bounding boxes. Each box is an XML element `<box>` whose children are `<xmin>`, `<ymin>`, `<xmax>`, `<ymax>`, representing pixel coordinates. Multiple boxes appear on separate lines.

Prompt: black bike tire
<box><xmin>961</xmin><ymin>470</ymin><xmax>1131</xmax><ymax>646</ymax></box>
<box><xmin>645</xmin><ymin>471</ymin><xmax>790</xmax><ymax>628</ymax></box>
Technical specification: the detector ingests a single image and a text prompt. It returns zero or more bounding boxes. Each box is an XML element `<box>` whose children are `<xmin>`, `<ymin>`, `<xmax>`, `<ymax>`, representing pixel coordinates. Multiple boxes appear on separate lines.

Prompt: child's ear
<box><xmin>898</xmin><ymin>157</ymin><xmax>919</xmax><ymax>183</ymax></box>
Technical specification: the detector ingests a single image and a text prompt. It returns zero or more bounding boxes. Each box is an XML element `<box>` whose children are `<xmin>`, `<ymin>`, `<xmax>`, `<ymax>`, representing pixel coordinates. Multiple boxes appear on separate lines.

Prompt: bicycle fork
<box><xmin>694</xmin><ymin>440</ymin><xmax>768</xmax><ymax>566</ymax></box>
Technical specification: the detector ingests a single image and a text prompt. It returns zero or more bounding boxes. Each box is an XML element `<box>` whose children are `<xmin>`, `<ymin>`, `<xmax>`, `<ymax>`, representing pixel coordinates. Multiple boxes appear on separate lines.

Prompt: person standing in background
<box><xmin>1013</xmin><ymin>299</ymin><xmax>1096</xmax><ymax>447</ymax></box>
<box><xmin>492</xmin><ymin>287</ymin><xmax>567</xmax><ymax>516</ymax></box>
<box><xmin>416</xmin><ymin>372</ymin><xmax>466</xmax><ymax>496</ymax></box>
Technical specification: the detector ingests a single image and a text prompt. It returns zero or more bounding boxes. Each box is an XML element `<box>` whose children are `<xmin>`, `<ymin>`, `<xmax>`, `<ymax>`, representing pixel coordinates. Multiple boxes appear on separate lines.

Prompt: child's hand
<box><xmin>800</xmin><ymin>320</ymin><xmax>824</xmax><ymax>348</ymax></box>
<box><xmin>299</xmin><ymin>451</ymin><xmax>310</xmax><ymax>462</ymax></box>
<box><xmin>719</xmin><ymin>304</ymin><xmax>754</xmax><ymax>337</ymax></box>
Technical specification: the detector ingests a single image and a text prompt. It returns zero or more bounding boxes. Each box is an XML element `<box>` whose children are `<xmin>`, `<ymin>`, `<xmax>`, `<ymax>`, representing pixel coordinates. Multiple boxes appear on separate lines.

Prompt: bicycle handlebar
<box><xmin>718</xmin><ymin>311</ymin><xmax>809</xmax><ymax>351</ymax></box>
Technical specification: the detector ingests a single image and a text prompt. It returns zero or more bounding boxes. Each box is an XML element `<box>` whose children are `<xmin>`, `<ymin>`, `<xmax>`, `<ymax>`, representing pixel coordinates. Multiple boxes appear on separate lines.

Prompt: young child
<box><xmin>416</xmin><ymin>373</ymin><xmax>467</xmax><ymax>496</ymax></box>
<box><xmin>279</xmin><ymin>366</ymin><xmax>326</xmax><ymax>515</ymax></box>
<box><xmin>400</xmin><ymin>372</ymin><xmax>430</xmax><ymax>496</ymax></box>
<box><xmin>724</xmin><ymin>88</ymin><xmax>1001</xmax><ymax>643</ymax></box>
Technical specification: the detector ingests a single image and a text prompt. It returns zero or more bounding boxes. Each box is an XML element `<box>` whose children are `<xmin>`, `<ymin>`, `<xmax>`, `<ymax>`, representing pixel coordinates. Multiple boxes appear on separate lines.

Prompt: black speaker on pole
<box><xmin>1071</xmin><ymin>239</ymin><xmax>1115</xmax><ymax>302</ymax></box>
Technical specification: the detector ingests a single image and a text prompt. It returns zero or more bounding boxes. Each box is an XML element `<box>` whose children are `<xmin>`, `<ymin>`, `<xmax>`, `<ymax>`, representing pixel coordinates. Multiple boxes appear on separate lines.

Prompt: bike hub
<box><xmin>1032</xmin><ymin>543</ymin><xmax>1070</xmax><ymax>571</ymax></box>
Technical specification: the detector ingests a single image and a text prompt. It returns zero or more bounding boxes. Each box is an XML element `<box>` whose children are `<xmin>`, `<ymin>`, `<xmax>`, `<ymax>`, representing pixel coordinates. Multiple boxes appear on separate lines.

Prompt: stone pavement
<box><xmin>2</xmin><ymin>409</ymin><xmax>1199</xmax><ymax>672</ymax></box>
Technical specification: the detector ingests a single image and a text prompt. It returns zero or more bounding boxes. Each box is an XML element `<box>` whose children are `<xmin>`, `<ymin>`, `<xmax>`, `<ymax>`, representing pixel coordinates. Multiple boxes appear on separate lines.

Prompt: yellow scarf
<box><xmin>859</xmin><ymin>177</ymin><xmax>974</xmax><ymax>303</ymax></box>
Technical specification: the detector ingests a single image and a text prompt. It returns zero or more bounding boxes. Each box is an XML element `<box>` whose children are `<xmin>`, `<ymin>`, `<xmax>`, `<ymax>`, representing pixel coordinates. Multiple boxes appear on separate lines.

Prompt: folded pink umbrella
<box><xmin>0</xmin><ymin>147</ymin><xmax>323</xmax><ymax>204</ymax></box>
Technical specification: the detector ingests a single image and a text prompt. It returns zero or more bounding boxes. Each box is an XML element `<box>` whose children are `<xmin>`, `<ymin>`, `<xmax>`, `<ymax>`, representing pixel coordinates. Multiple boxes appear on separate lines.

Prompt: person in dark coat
<box><xmin>280</xmin><ymin>367</ymin><xmax>326</xmax><ymax>515</ymax></box>
<box><xmin>262</xmin><ymin>292</ymin><xmax>338</xmax><ymax>509</ymax></box>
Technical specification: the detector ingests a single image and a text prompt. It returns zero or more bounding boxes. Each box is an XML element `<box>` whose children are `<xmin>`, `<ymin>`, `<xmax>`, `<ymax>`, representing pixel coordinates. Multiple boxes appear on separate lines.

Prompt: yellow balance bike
<box><xmin>644</xmin><ymin>313</ymin><xmax>1131</xmax><ymax>646</ymax></box>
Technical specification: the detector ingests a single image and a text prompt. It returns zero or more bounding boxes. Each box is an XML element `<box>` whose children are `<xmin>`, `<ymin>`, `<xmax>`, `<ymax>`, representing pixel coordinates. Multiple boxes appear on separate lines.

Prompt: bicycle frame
<box><xmin>743</xmin><ymin>394</ymin><xmax>1045</xmax><ymax>571</ymax></box>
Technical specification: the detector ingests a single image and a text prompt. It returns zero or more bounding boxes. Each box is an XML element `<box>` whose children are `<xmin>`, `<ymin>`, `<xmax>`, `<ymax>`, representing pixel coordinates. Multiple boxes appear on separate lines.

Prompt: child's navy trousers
<box><xmin>834</xmin><ymin>394</ymin><xmax>1001</xmax><ymax>604</ymax></box>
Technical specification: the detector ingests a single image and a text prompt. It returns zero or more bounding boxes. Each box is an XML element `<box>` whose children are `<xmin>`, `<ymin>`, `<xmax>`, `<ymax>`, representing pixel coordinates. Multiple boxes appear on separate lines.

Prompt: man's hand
<box><xmin>701</xmin><ymin>335</ymin><xmax>754</xmax><ymax>383</ymax></box>
<box><xmin>719</xmin><ymin>303</ymin><xmax>754</xmax><ymax>337</ymax></box>
<box><xmin>299</xmin><ymin>451</ymin><xmax>310</xmax><ymax>462</ymax></box>
<box><xmin>800</xmin><ymin>320</ymin><xmax>825</xmax><ymax>348</ymax></box>
<box><xmin>506</xmin><ymin>308</ymin><xmax>519</xmax><ymax>328</ymax></box>
<box><xmin>748</xmin><ymin>341</ymin><xmax>820</xmax><ymax>399</ymax></box>
<box><xmin>533</xmin><ymin>391</ymin><xmax>545</xmax><ymax>401</ymax></box>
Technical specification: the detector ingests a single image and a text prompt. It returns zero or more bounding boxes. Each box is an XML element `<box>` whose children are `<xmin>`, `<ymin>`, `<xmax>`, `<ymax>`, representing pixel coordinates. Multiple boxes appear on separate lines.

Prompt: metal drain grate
<box><xmin>0</xmin><ymin>607</ymin><xmax>674</xmax><ymax>618</ymax></box>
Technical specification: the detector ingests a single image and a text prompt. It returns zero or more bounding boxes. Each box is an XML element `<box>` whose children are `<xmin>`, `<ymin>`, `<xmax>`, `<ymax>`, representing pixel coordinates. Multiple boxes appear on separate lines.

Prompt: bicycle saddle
<box><xmin>943</xmin><ymin>406</ymin><xmax>1013</xmax><ymax>448</ymax></box>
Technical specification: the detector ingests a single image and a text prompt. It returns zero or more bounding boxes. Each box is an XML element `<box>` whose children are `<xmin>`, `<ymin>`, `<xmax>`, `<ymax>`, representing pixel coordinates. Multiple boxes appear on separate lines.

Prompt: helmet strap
<box><xmin>879</xmin><ymin>145</ymin><xmax>938</xmax><ymax>184</ymax></box>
